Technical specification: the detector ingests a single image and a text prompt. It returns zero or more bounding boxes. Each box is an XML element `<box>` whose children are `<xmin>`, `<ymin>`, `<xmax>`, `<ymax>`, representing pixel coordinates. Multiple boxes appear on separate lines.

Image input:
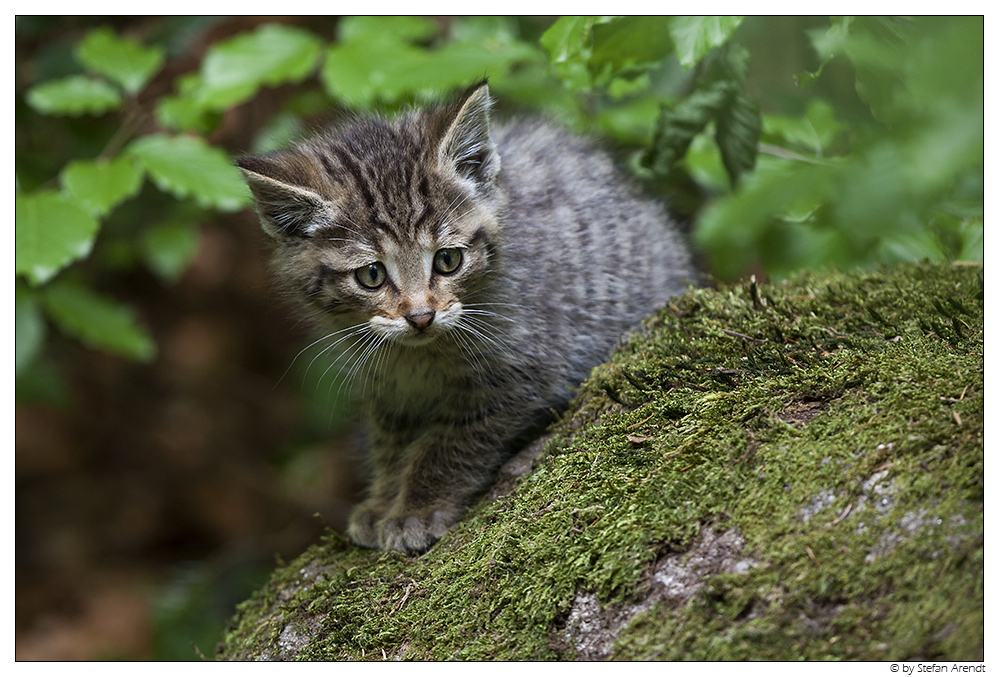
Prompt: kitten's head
<box><xmin>237</xmin><ymin>82</ymin><xmax>504</xmax><ymax>348</ymax></box>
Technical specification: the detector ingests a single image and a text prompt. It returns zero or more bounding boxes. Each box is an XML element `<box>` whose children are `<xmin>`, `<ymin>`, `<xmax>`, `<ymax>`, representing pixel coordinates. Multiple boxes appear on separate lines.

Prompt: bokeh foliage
<box><xmin>16</xmin><ymin>15</ymin><xmax>983</xmax><ymax>392</ymax></box>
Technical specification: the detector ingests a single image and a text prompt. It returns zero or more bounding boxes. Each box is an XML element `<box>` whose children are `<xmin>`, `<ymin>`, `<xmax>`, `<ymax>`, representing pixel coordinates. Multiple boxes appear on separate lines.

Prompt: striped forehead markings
<box><xmin>324</xmin><ymin>144</ymin><xmax>377</xmax><ymax>211</ymax></box>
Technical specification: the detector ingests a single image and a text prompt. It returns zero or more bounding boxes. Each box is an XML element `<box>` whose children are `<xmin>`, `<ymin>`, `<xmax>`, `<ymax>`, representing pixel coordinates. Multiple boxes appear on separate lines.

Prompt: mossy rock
<box><xmin>218</xmin><ymin>262</ymin><xmax>984</xmax><ymax>661</ymax></box>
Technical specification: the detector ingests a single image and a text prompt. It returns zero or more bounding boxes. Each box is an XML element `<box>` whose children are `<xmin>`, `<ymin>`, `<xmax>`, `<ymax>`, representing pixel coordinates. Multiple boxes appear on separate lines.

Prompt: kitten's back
<box><xmin>494</xmin><ymin>119</ymin><xmax>693</xmax><ymax>394</ymax></box>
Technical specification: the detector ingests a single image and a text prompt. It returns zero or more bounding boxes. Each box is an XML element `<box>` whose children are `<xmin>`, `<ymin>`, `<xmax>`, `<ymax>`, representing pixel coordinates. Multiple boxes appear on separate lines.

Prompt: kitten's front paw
<box><xmin>347</xmin><ymin>503</ymin><xmax>458</xmax><ymax>553</ymax></box>
<box><xmin>380</xmin><ymin>509</ymin><xmax>457</xmax><ymax>553</ymax></box>
<box><xmin>346</xmin><ymin>503</ymin><xmax>384</xmax><ymax>550</ymax></box>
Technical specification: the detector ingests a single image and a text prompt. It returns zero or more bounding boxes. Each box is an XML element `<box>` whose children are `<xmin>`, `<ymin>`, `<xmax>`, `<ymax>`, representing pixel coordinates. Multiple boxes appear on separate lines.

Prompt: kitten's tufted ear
<box><xmin>236</xmin><ymin>153</ymin><xmax>327</xmax><ymax>239</ymax></box>
<box><xmin>433</xmin><ymin>81</ymin><xmax>500</xmax><ymax>190</ymax></box>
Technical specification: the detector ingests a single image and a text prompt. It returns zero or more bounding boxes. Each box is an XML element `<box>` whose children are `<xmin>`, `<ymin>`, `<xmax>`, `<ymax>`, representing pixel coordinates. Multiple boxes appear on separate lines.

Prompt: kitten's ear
<box><xmin>236</xmin><ymin>153</ymin><xmax>326</xmax><ymax>239</ymax></box>
<box><xmin>433</xmin><ymin>81</ymin><xmax>500</xmax><ymax>189</ymax></box>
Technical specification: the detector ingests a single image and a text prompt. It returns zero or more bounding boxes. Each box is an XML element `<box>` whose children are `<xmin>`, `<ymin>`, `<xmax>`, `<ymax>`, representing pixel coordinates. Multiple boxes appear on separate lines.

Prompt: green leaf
<box><xmin>682</xmin><ymin>132</ymin><xmax>730</xmax><ymax>191</ymax></box>
<box><xmin>590</xmin><ymin>16</ymin><xmax>675</xmax><ymax>80</ymax></box>
<box><xmin>194</xmin><ymin>24</ymin><xmax>324</xmax><ymax>111</ymax></box>
<box><xmin>155</xmin><ymin>75</ymin><xmax>221</xmax><ymax>133</ymax></box>
<box><xmin>321</xmin><ymin>40</ymin><xmax>402</xmax><ymax>107</ymax></box>
<box><xmin>140</xmin><ymin>219</ymin><xmax>201</xmax><ymax>284</ymax></box>
<box><xmin>668</xmin><ymin>16</ymin><xmax>744</xmax><ymax>68</ymax></box>
<box><xmin>406</xmin><ymin>41</ymin><xmax>532</xmax><ymax>92</ymax></box>
<box><xmin>41</xmin><ymin>279</ymin><xmax>157</xmax><ymax>363</ymax></box>
<box><xmin>26</xmin><ymin>75</ymin><xmax>123</xmax><ymax>116</ymax></box>
<box><xmin>449</xmin><ymin>16</ymin><xmax>521</xmax><ymax>45</ymax></box>
<box><xmin>643</xmin><ymin>44</ymin><xmax>760</xmax><ymax>185</ymax></box>
<box><xmin>595</xmin><ymin>95</ymin><xmax>662</xmax><ymax>145</ymax></box>
<box><xmin>338</xmin><ymin>15</ymin><xmax>438</xmax><ymax>44</ymax></box>
<box><xmin>762</xmin><ymin>99</ymin><xmax>847</xmax><ymax>157</ymax></box>
<box><xmin>540</xmin><ymin>16</ymin><xmax>606</xmax><ymax>90</ymax></box>
<box><xmin>796</xmin><ymin>17</ymin><xmax>853</xmax><ymax>87</ymax></box>
<box><xmin>16</xmin><ymin>285</ymin><xmax>46</xmax><ymax>375</ymax></box>
<box><xmin>76</xmin><ymin>26</ymin><xmax>165</xmax><ymax>95</ymax></box>
<box><xmin>800</xmin><ymin>17</ymin><xmax>919</xmax><ymax>124</ymax></box>
<box><xmin>807</xmin><ymin>16</ymin><xmax>854</xmax><ymax>64</ymax></box>
<box><xmin>715</xmin><ymin>89</ymin><xmax>761</xmax><ymax>184</ymax></box>
<box><xmin>322</xmin><ymin>32</ymin><xmax>533</xmax><ymax>108</ymax></box>
<box><xmin>641</xmin><ymin>82</ymin><xmax>732</xmax><ymax>177</ymax></box>
<box><xmin>61</xmin><ymin>156</ymin><xmax>144</xmax><ymax>216</ymax></box>
<box><xmin>906</xmin><ymin>17</ymin><xmax>983</xmax><ymax>113</ymax></box>
<box><xmin>540</xmin><ymin>16</ymin><xmax>598</xmax><ymax>65</ymax></box>
<box><xmin>952</xmin><ymin>218</ymin><xmax>984</xmax><ymax>262</ymax></box>
<box><xmin>16</xmin><ymin>191</ymin><xmax>101</xmax><ymax>285</ymax></box>
<box><xmin>126</xmin><ymin>133</ymin><xmax>250</xmax><ymax>211</ymax></box>
<box><xmin>542</xmin><ymin>16</ymin><xmax>675</xmax><ymax>91</ymax></box>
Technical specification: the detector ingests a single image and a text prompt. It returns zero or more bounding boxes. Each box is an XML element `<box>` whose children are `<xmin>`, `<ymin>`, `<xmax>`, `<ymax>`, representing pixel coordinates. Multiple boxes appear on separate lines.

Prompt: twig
<box><xmin>829</xmin><ymin>501</ymin><xmax>854</xmax><ymax>527</ymax></box>
<box><xmin>721</xmin><ymin>328</ymin><xmax>766</xmax><ymax>343</ymax></box>
<box><xmin>940</xmin><ymin>385</ymin><xmax>970</xmax><ymax>403</ymax></box>
<box><xmin>627</xmin><ymin>413</ymin><xmax>655</xmax><ymax>429</ymax></box>
<box><xmin>389</xmin><ymin>582</ymin><xmax>416</xmax><ymax>616</ymax></box>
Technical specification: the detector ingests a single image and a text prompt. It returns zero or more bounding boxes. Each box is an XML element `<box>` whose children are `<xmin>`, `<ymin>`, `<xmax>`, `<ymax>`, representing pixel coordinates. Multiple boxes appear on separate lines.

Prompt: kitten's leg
<box><xmin>346</xmin><ymin>429</ymin><xmax>410</xmax><ymax>549</ymax></box>
<box><xmin>376</xmin><ymin>426</ymin><xmax>508</xmax><ymax>552</ymax></box>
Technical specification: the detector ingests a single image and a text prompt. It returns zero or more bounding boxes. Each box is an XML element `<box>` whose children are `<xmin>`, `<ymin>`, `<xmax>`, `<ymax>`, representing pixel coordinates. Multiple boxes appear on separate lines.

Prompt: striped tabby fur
<box><xmin>237</xmin><ymin>82</ymin><xmax>694</xmax><ymax>552</ymax></box>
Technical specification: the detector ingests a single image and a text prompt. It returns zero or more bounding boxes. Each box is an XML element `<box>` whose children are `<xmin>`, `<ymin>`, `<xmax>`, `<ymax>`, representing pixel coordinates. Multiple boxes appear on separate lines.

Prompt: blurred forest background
<box><xmin>15</xmin><ymin>16</ymin><xmax>983</xmax><ymax>660</ymax></box>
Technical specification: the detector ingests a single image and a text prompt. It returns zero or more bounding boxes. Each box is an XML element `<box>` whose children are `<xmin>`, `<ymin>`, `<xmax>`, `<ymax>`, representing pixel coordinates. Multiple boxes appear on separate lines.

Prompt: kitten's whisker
<box><xmin>456</xmin><ymin>316</ymin><xmax>519</xmax><ymax>361</ymax></box>
<box><xmin>314</xmin><ymin>341</ymin><xmax>355</xmax><ymax>393</ymax></box>
<box><xmin>314</xmin><ymin>327</ymin><xmax>371</xmax><ymax>396</ymax></box>
<box><xmin>352</xmin><ymin>335</ymin><xmax>387</xmax><ymax>402</ymax></box>
<box><xmin>464</xmin><ymin>301</ymin><xmax>530</xmax><ymax>313</ymax></box>
<box><xmin>329</xmin><ymin>216</ymin><xmax>367</xmax><ymax>239</ymax></box>
<box><xmin>438</xmin><ymin>206</ymin><xmax>477</xmax><ymax>236</ymax></box>
<box><xmin>339</xmin><ymin>331</ymin><xmax>379</xmax><ymax>387</ymax></box>
<box><xmin>441</xmin><ymin>192</ymin><xmax>468</xmax><ymax>221</ymax></box>
<box><xmin>447</xmin><ymin>323</ymin><xmax>484</xmax><ymax>372</ymax></box>
<box><xmin>464</xmin><ymin>314</ymin><xmax>521</xmax><ymax>352</ymax></box>
<box><xmin>337</xmin><ymin>332</ymin><xmax>385</xmax><ymax>404</ymax></box>
<box><xmin>460</xmin><ymin>307</ymin><xmax>519</xmax><ymax>325</ymax></box>
<box><xmin>305</xmin><ymin>325</ymin><xmax>370</xmax><ymax>388</ymax></box>
<box><xmin>275</xmin><ymin>323</ymin><xmax>364</xmax><ymax>389</ymax></box>
<box><xmin>276</xmin><ymin>332</ymin><xmax>335</xmax><ymax>389</ymax></box>
<box><xmin>339</xmin><ymin>214</ymin><xmax>364</xmax><ymax>231</ymax></box>
<box><xmin>360</xmin><ymin>340</ymin><xmax>388</xmax><ymax>400</ymax></box>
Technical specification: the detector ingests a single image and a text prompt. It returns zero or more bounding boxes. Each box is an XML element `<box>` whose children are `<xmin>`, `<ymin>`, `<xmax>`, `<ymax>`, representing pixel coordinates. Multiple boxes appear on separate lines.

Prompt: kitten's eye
<box><xmin>355</xmin><ymin>262</ymin><xmax>387</xmax><ymax>289</ymax></box>
<box><xmin>433</xmin><ymin>248</ymin><xmax>463</xmax><ymax>275</ymax></box>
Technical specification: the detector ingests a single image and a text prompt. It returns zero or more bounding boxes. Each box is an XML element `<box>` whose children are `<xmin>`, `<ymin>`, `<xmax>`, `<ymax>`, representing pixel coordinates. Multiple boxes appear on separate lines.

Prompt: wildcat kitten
<box><xmin>237</xmin><ymin>82</ymin><xmax>694</xmax><ymax>553</ymax></box>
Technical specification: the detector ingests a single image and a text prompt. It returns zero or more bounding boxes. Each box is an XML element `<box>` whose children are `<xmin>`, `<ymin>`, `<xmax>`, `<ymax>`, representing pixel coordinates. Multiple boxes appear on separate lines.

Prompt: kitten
<box><xmin>237</xmin><ymin>82</ymin><xmax>694</xmax><ymax>552</ymax></box>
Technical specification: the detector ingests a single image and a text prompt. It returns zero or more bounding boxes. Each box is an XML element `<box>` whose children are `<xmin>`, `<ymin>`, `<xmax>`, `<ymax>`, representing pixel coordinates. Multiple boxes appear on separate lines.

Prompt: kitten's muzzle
<box><xmin>405</xmin><ymin>310</ymin><xmax>436</xmax><ymax>330</ymax></box>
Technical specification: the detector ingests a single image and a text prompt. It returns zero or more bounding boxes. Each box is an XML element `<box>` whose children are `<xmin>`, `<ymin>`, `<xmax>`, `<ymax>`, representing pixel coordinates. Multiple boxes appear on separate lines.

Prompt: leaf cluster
<box><xmin>536</xmin><ymin>16</ymin><xmax>982</xmax><ymax>279</ymax></box>
<box><xmin>17</xmin><ymin>22</ymin><xmax>256</xmax><ymax>387</ymax></box>
<box><xmin>15</xmin><ymin>16</ymin><xmax>985</xmax><ymax>403</ymax></box>
<box><xmin>692</xmin><ymin>16</ymin><xmax>984</xmax><ymax>278</ymax></box>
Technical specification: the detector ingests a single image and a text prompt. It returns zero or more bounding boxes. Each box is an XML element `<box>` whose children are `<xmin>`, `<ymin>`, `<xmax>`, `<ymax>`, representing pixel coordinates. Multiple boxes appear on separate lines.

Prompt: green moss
<box><xmin>218</xmin><ymin>262</ymin><xmax>983</xmax><ymax>661</ymax></box>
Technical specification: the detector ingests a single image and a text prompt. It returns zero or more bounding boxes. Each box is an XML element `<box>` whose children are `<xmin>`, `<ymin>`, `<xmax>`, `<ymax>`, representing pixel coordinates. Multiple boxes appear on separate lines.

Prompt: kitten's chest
<box><xmin>373</xmin><ymin>346</ymin><xmax>478</xmax><ymax>411</ymax></box>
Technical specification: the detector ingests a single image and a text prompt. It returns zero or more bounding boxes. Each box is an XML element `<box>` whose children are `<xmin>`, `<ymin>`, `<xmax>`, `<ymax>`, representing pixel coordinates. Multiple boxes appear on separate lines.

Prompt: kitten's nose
<box><xmin>405</xmin><ymin>310</ymin><xmax>435</xmax><ymax>330</ymax></box>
